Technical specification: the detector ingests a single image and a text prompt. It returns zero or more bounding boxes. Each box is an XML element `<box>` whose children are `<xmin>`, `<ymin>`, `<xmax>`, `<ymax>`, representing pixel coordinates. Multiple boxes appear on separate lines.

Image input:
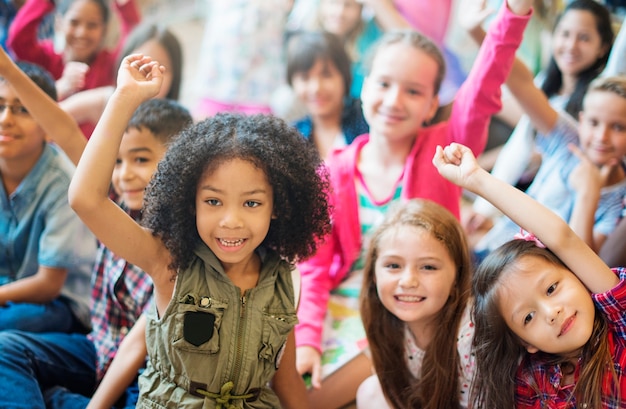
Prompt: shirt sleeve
<box><xmin>592</xmin><ymin>267</ymin><xmax>626</xmax><ymax>341</ymax></box>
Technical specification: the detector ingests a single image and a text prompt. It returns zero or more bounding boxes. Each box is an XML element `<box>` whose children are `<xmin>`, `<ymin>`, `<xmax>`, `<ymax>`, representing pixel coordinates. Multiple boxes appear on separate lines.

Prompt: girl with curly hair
<box><xmin>69</xmin><ymin>54</ymin><xmax>331</xmax><ymax>409</ymax></box>
<box><xmin>433</xmin><ymin>142</ymin><xmax>626</xmax><ymax>409</ymax></box>
<box><xmin>357</xmin><ymin>199</ymin><xmax>474</xmax><ymax>408</ymax></box>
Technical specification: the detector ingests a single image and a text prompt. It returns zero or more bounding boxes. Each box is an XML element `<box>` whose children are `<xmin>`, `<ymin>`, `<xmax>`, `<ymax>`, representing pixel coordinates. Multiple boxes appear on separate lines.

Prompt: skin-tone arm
<box><xmin>68</xmin><ymin>54</ymin><xmax>174</xmax><ymax>315</ymax></box>
<box><xmin>358</xmin><ymin>0</ymin><xmax>410</xmax><ymax>30</ymax></box>
<box><xmin>272</xmin><ymin>330</ymin><xmax>310</xmax><ymax>409</ymax></box>
<box><xmin>59</xmin><ymin>86</ymin><xmax>114</xmax><ymax>126</ymax></box>
<box><xmin>599</xmin><ymin>214</ymin><xmax>626</xmax><ymax>267</ymax></box>
<box><xmin>0</xmin><ymin>47</ymin><xmax>86</xmax><ymax>165</ymax></box>
<box><xmin>87</xmin><ymin>314</ymin><xmax>148</xmax><ymax>409</ymax></box>
<box><xmin>0</xmin><ymin>266</ymin><xmax>66</xmax><ymax>305</ymax></box>
<box><xmin>567</xmin><ymin>144</ymin><xmax>613</xmax><ymax>252</ymax></box>
<box><xmin>296</xmin><ymin>345</ymin><xmax>322</xmax><ymax>389</ymax></box>
<box><xmin>433</xmin><ymin>142</ymin><xmax>619</xmax><ymax>294</ymax></box>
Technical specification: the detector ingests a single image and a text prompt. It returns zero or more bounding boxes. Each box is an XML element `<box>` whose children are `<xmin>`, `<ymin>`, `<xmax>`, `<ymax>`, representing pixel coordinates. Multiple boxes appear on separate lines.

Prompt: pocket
<box><xmin>172</xmin><ymin>296</ymin><xmax>228</xmax><ymax>353</ymax></box>
<box><xmin>259</xmin><ymin>310</ymin><xmax>297</xmax><ymax>367</ymax></box>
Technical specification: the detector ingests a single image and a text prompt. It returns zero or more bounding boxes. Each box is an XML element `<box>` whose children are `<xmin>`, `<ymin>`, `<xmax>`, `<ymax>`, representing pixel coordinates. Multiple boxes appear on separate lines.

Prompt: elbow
<box><xmin>67</xmin><ymin>178</ymin><xmax>100</xmax><ymax>215</ymax></box>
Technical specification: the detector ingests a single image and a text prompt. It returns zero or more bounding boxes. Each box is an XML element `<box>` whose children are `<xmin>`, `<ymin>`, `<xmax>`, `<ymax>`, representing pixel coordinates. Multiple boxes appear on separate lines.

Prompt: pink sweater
<box><xmin>295</xmin><ymin>3</ymin><xmax>531</xmax><ymax>352</ymax></box>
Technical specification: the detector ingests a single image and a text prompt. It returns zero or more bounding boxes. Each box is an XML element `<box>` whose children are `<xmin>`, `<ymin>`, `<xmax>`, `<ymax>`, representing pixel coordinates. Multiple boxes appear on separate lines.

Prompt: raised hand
<box><xmin>56</xmin><ymin>61</ymin><xmax>89</xmax><ymax>100</ymax></box>
<box><xmin>116</xmin><ymin>54</ymin><xmax>165</xmax><ymax>103</ymax></box>
<box><xmin>432</xmin><ymin>143</ymin><xmax>484</xmax><ymax>190</ymax></box>
<box><xmin>458</xmin><ymin>0</ymin><xmax>494</xmax><ymax>36</ymax></box>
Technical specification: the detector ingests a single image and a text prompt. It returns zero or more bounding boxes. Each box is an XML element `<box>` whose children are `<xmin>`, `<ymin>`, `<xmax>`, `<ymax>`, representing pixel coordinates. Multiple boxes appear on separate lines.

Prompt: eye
<box><xmin>611</xmin><ymin>123</ymin><xmax>626</xmax><ymax>132</ymax></box>
<box><xmin>244</xmin><ymin>200</ymin><xmax>260</xmax><ymax>208</ymax></box>
<box><xmin>15</xmin><ymin>105</ymin><xmax>28</xmax><ymax>115</ymax></box>
<box><xmin>407</xmin><ymin>88</ymin><xmax>420</xmax><ymax>96</ymax></box>
<box><xmin>547</xmin><ymin>283</ymin><xmax>557</xmax><ymax>295</ymax></box>
<box><xmin>377</xmin><ymin>81</ymin><xmax>389</xmax><ymax>88</ymax></box>
<box><xmin>114</xmin><ymin>158</ymin><xmax>122</xmax><ymax>165</ymax></box>
<box><xmin>524</xmin><ymin>312</ymin><xmax>534</xmax><ymax>325</ymax></box>
<box><xmin>384</xmin><ymin>262</ymin><xmax>401</xmax><ymax>270</ymax></box>
<box><xmin>422</xmin><ymin>264</ymin><xmax>437</xmax><ymax>271</ymax></box>
<box><xmin>134</xmin><ymin>156</ymin><xmax>150</xmax><ymax>164</ymax></box>
<box><xmin>204</xmin><ymin>199</ymin><xmax>221</xmax><ymax>206</ymax></box>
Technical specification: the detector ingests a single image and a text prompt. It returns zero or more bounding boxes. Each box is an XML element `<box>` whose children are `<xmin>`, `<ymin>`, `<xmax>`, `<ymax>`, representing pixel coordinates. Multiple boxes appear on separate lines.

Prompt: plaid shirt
<box><xmin>515</xmin><ymin>267</ymin><xmax>626</xmax><ymax>408</ymax></box>
<box><xmin>86</xmin><ymin>209</ymin><xmax>153</xmax><ymax>380</ymax></box>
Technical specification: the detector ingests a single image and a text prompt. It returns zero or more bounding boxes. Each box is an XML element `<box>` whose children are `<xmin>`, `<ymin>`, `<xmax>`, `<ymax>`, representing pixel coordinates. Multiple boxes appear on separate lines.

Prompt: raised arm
<box><xmin>432</xmin><ymin>142</ymin><xmax>619</xmax><ymax>293</ymax></box>
<box><xmin>359</xmin><ymin>0</ymin><xmax>410</xmax><ymax>31</ymax></box>
<box><xmin>59</xmin><ymin>86</ymin><xmax>114</xmax><ymax>127</ymax></box>
<box><xmin>0</xmin><ymin>47</ymin><xmax>86</xmax><ymax>165</ymax></box>
<box><xmin>68</xmin><ymin>55</ymin><xmax>173</xmax><ymax>311</ymax></box>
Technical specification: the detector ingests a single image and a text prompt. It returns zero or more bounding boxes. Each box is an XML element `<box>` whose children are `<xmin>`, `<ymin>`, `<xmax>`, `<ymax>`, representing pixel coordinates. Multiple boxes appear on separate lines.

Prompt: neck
<box><xmin>561</xmin><ymin>74</ymin><xmax>578</xmax><ymax>97</ymax></box>
<box><xmin>362</xmin><ymin>131</ymin><xmax>415</xmax><ymax>167</ymax></box>
<box><xmin>0</xmin><ymin>148</ymin><xmax>44</xmax><ymax>196</ymax></box>
<box><xmin>407</xmin><ymin>318</ymin><xmax>436</xmax><ymax>350</ymax></box>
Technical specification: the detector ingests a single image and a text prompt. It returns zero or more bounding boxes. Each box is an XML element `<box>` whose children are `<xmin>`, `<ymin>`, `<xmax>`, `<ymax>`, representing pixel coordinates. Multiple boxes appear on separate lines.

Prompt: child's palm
<box><xmin>117</xmin><ymin>54</ymin><xmax>164</xmax><ymax>100</ymax></box>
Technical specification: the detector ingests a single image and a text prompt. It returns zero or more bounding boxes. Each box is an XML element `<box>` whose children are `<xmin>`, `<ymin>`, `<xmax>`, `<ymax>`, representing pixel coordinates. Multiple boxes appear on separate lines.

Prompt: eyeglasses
<box><xmin>0</xmin><ymin>103</ymin><xmax>29</xmax><ymax>116</ymax></box>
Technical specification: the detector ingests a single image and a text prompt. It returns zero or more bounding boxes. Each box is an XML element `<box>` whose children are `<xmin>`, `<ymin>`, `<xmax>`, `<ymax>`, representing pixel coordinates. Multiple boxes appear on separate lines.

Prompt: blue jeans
<box><xmin>0</xmin><ymin>330</ymin><xmax>96</xmax><ymax>409</ymax></box>
<box><xmin>45</xmin><ymin>377</ymin><xmax>141</xmax><ymax>409</ymax></box>
<box><xmin>0</xmin><ymin>299</ymin><xmax>85</xmax><ymax>333</ymax></box>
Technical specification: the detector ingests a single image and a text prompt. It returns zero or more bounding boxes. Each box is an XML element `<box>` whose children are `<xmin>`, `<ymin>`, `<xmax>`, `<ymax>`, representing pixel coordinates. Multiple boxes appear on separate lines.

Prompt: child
<box><xmin>433</xmin><ymin>141</ymin><xmax>626</xmax><ymax>408</ymax></box>
<box><xmin>7</xmin><ymin>0</ymin><xmax>140</xmax><ymax>99</ymax></box>
<box><xmin>287</xmin><ymin>30</ymin><xmax>368</xmax><ymax>160</ymax></box>
<box><xmin>466</xmin><ymin>0</ymin><xmax>615</xmax><ymax>232</ymax></box>
<box><xmin>470</xmin><ymin>71</ymin><xmax>626</xmax><ymax>257</ymax></box>
<box><xmin>0</xmin><ymin>57</ymin><xmax>96</xmax><ymax>334</ymax></box>
<box><xmin>60</xmin><ymin>21</ymin><xmax>183</xmax><ymax>136</ymax></box>
<box><xmin>357</xmin><ymin>199</ymin><xmax>474</xmax><ymax>408</ymax></box>
<box><xmin>0</xmin><ymin>46</ymin><xmax>192</xmax><ymax>408</ymax></box>
<box><xmin>69</xmin><ymin>54</ymin><xmax>331</xmax><ymax>408</ymax></box>
<box><xmin>295</xmin><ymin>0</ymin><xmax>532</xmax><ymax>406</ymax></box>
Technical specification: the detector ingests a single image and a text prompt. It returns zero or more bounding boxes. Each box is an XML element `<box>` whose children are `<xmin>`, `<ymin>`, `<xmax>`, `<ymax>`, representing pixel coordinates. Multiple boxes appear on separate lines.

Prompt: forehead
<box><xmin>555</xmin><ymin>9</ymin><xmax>599</xmax><ymax>33</ymax></box>
<box><xmin>370</xmin><ymin>43</ymin><xmax>438</xmax><ymax>82</ymax></box>
<box><xmin>583</xmin><ymin>90</ymin><xmax>626</xmax><ymax>116</ymax></box>
<box><xmin>120</xmin><ymin>127</ymin><xmax>164</xmax><ymax>154</ymax></box>
<box><xmin>200</xmin><ymin>158</ymin><xmax>271</xmax><ymax>191</ymax></box>
<box><xmin>64</xmin><ymin>0</ymin><xmax>104</xmax><ymax>21</ymax></box>
<box><xmin>378</xmin><ymin>225</ymin><xmax>451</xmax><ymax>257</ymax></box>
<box><xmin>0</xmin><ymin>81</ymin><xmax>20</xmax><ymax>101</ymax></box>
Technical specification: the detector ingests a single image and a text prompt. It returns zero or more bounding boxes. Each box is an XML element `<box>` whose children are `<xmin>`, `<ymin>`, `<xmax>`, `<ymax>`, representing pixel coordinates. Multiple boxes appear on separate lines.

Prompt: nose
<box><xmin>593</xmin><ymin>124</ymin><xmax>610</xmax><ymax>142</ymax></box>
<box><xmin>543</xmin><ymin>302</ymin><xmax>562</xmax><ymax>325</ymax></box>
<box><xmin>0</xmin><ymin>106</ymin><xmax>14</xmax><ymax>125</ymax></box>
<box><xmin>219</xmin><ymin>207</ymin><xmax>244</xmax><ymax>229</ymax></box>
<box><xmin>398</xmin><ymin>268</ymin><xmax>419</xmax><ymax>289</ymax></box>
<box><xmin>118</xmin><ymin>161</ymin><xmax>134</xmax><ymax>181</ymax></box>
<box><xmin>383</xmin><ymin>85</ymin><xmax>402</xmax><ymax>107</ymax></box>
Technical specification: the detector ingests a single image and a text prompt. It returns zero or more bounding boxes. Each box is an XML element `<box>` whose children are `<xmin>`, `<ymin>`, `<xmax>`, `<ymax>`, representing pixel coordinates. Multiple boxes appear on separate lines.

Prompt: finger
<box><xmin>311</xmin><ymin>362</ymin><xmax>322</xmax><ymax>389</ymax></box>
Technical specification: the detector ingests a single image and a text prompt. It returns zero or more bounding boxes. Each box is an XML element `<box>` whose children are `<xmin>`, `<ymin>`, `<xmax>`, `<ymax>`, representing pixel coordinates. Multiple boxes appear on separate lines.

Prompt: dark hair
<box><xmin>470</xmin><ymin>240</ymin><xmax>618</xmax><ymax>408</ymax></box>
<box><xmin>10</xmin><ymin>61</ymin><xmax>57</xmax><ymax>101</ymax></box>
<box><xmin>364</xmin><ymin>30</ymin><xmax>446</xmax><ymax>95</ymax></box>
<box><xmin>58</xmin><ymin>0</ymin><xmax>110</xmax><ymax>24</ymax></box>
<box><xmin>286</xmin><ymin>30</ymin><xmax>352</xmax><ymax>98</ymax></box>
<box><xmin>540</xmin><ymin>0</ymin><xmax>613</xmax><ymax>117</ymax></box>
<box><xmin>119</xmin><ymin>22</ymin><xmax>183</xmax><ymax>101</ymax></box>
<box><xmin>361</xmin><ymin>199</ymin><xmax>471</xmax><ymax>409</ymax></box>
<box><xmin>127</xmin><ymin>99</ymin><xmax>191</xmax><ymax>144</ymax></box>
<box><xmin>142</xmin><ymin>113</ymin><xmax>332</xmax><ymax>272</ymax></box>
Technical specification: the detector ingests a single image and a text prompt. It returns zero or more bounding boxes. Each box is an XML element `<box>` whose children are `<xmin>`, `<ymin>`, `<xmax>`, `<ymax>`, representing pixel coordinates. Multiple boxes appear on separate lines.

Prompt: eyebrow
<box><xmin>199</xmin><ymin>186</ymin><xmax>269</xmax><ymax>196</ymax></box>
<box><xmin>126</xmin><ymin>147</ymin><xmax>154</xmax><ymax>154</ymax></box>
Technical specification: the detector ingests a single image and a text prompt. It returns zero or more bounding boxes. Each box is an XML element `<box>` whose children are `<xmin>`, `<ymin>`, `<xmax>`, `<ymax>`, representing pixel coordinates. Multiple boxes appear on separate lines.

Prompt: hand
<box><xmin>506</xmin><ymin>0</ymin><xmax>533</xmax><ymax>16</ymax></box>
<box><xmin>116</xmin><ymin>54</ymin><xmax>165</xmax><ymax>102</ymax></box>
<box><xmin>567</xmin><ymin>144</ymin><xmax>614</xmax><ymax>195</ymax></box>
<box><xmin>458</xmin><ymin>0</ymin><xmax>494</xmax><ymax>34</ymax></box>
<box><xmin>296</xmin><ymin>346</ymin><xmax>322</xmax><ymax>389</ymax></box>
<box><xmin>56</xmin><ymin>61</ymin><xmax>89</xmax><ymax>100</ymax></box>
<box><xmin>432</xmin><ymin>143</ymin><xmax>482</xmax><ymax>189</ymax></box>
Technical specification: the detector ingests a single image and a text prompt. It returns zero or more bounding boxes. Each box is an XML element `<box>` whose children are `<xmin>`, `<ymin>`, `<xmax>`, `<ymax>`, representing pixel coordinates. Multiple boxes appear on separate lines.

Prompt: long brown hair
<box><xmin>360</xmin><ymin>199</ymin><xmax>472</xmax><ymax>408</ymax></box>
<box><xmin>469</xmin><ymin>240</ymin><xmax>618</xmax><ymax>408</ymax></box>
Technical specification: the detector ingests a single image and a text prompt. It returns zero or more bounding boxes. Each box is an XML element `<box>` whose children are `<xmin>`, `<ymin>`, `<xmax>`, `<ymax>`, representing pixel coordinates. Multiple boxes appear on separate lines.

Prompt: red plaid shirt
<box><xmin>86</xmin><ymin>208</ymin><xmax>153</xmax><ymax>380</ymax></box>
<box><xmin>514</xmin><ymin>267</ymin><xmax>626</xmax><ymax>408</ymax></box>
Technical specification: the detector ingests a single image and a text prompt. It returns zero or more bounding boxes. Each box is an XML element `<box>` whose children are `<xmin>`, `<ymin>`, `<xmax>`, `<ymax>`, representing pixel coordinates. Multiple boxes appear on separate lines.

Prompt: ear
<box><xmin>425</xmin><ymin>94</ymin><xmax>440</xmax><ymax>125</ymax></box>
<box><xmin>523</xmin><ymin>342</ymin><xmax>539</xmax><ymax>354</ymax></box>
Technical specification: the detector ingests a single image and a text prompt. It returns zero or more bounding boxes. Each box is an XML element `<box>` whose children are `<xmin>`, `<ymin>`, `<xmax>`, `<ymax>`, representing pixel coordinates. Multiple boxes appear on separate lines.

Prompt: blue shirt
<box><xmin>0</xmin><ymin>143</ymin><xmax>96</xmax><ymax>327</ymax></box>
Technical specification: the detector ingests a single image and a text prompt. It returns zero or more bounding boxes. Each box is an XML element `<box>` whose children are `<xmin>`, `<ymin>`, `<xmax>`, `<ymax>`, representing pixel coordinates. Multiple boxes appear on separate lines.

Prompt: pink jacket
<box><xmin>296</xmin><ymin>3</ymin><xmax>531</xmax><ymax>351</ymax></box>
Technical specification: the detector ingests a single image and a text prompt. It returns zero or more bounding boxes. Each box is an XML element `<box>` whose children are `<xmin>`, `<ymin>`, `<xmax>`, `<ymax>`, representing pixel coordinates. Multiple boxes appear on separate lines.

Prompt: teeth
<box><xmin>396</xmin><ymin>295</ymin><xmax>424</xmax><ymax>302</ymax></box>
<box><xmin>219</xmin><ymin>238</ymin><xmax>245</xmax><ymax>247</ymax></box>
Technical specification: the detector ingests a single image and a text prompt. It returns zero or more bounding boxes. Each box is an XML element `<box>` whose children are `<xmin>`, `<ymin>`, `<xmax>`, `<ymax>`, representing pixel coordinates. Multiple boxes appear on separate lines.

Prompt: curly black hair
<box><xmin>142</xmin><ymin>113</ymin><xmax>332</xmax><ymax>273</ymax></box>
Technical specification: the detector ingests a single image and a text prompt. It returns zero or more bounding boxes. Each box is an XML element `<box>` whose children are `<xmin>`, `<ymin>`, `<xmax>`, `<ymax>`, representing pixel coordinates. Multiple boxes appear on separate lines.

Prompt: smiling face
<box><xmin>497</xmin><ymin>255</ymin><xmax>595</xmax><ymax>355</ymax></box>
<box><xmin>551</xmin><ymin>9</ymin><xmax>607</xmax><ymax>78</ymax></box>
<box><xmin>61</xmin><ymin>0</ymin><xmax>106</xmax><ymax>63</ymax></box>
<box><xmin>195</xmin><ymin>158</ymin><xmax>274</xmax><ymax>272</ymax></box>
<box><xmin>578</xmin><ymin>89</ymin><xmax>626</xmax><ymax>166</ymax></box>
<box><xmin>0</xmin><ymin>82</ymin><xmax>46</xmax><ymax>167</ymax></box>
<box><xmin>374</xmin><ymin>225</ymin><xmax>457</xmax><ymax>340</ymax></box>
<box><xmin>291</xmin><ymin>57</ymin><xmax>345</xmax><ymax>120</ymax></box>
<box><xmin>361</xmin><ymin>42</ymin><xmax>439</xmax><ymax>144</ymax></box>
<box><xmin>112</xmin><ymin>127</ymin><xmax>167</xmax><ymax>211</ymax></box>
